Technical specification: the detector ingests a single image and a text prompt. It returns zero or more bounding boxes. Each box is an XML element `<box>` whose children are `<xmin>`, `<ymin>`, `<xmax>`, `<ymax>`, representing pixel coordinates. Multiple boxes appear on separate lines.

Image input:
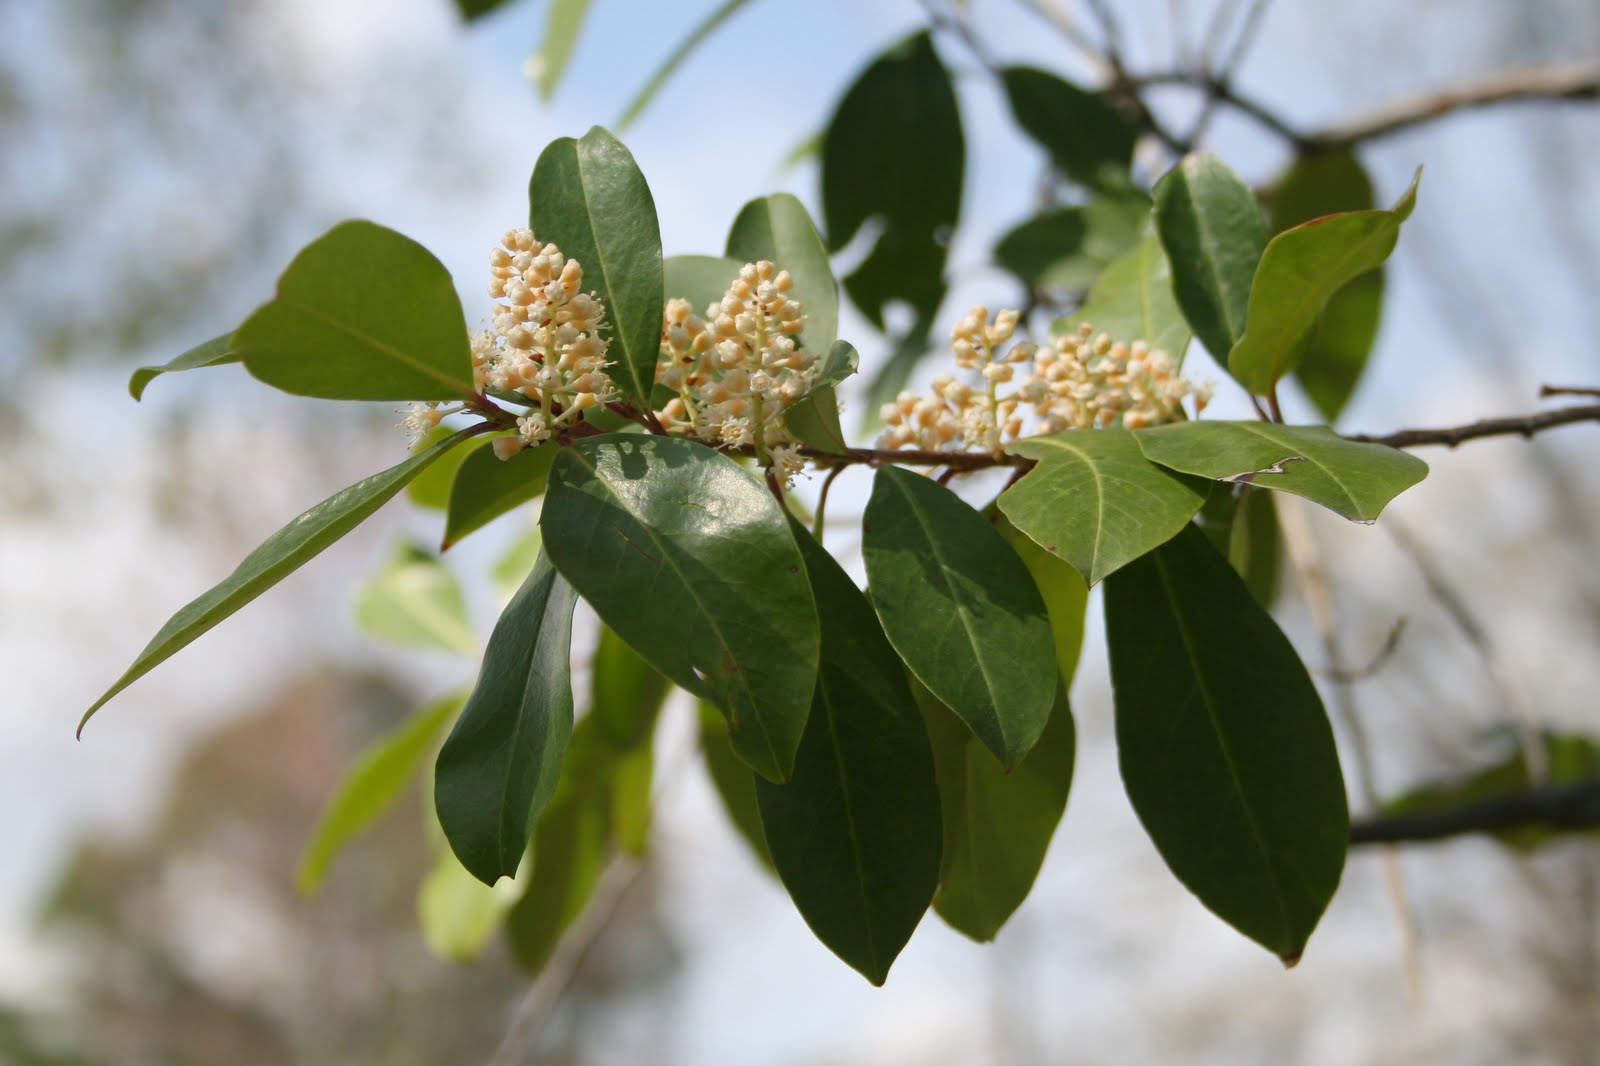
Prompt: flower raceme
<box><xmin>879</xmin><ymin>308</ymin><xmax>1212</xmax><ymax>455</ymax></box>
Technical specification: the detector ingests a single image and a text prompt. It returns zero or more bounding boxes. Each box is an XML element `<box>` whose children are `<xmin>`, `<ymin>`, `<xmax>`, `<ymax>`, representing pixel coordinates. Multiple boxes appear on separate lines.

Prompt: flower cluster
<box><xmin>470</xmin><ymin>229</ymin><xmax>616</xmax><ymax>453</ymax></box>
<box><xmin>655</xmin><ymin>261</ymin><xmax>818</xmax><ymax>484</ymax></box>
<box><xmin>879</xmin><ymin>308</ymin><xmax>1210</xmax><ymax>454</ymax></box>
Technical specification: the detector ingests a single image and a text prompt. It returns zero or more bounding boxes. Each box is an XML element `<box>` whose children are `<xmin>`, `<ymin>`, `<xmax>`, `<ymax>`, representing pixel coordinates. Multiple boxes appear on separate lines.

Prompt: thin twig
<box><xmin>1185</xmin><ymin>0</ymin><xmax>1275</xmax><ymax>146</ymax></box>
<box><xmin>813</xmin><ymin>463</ymin><xmax>847</xmax><ymax>541</ymax></box>
<box><xmin>1541</xmin><ymin>384</ymin><xmax>1600</xmax><ymax>400</ymax></box>
<box><xmin>1013</xmin><ymin>0</ymin><xmax>1108</xmax><ymax>70</ymax></box>
<box><xmin>1350</xmin><ymin>779</ymin><xmax>1600</xmax><ymax>846</ymax></box>
<box><xmin>1316</xmin><ymin>618</ymin><xmax>1406</xmax><ymax>682</ymax></box>
<box><xmin>1303</xmin><ymin>60</ymin><xmax>1600</xmax><ymax>150</ymax></box>
<box><xmin>1347</xmin><ymin>403</ymin><xmax>1600</xmax><ymax>449</ymax></box>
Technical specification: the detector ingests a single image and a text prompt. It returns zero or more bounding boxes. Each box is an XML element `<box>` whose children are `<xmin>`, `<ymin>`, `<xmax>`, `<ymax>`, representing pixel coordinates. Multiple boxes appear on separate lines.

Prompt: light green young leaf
<box><xmin>1106</xmin><ymin>524</ymin><xmax>1348</xmax><ymax>963</ymax></box>
<box><xmin>698</xmin><ymin>701</ymin><xmax>774</xmax><ymax>869</ymax></box>
<box><xmin>418</xmin><ymin>847</ymin><xmax>519</xmax><ymax>962</ymax></box>
<box><xmin>532</xmin><ymin>0</ymin><xmax>593</xmax><ymax>101</ymax></box>
<box><xmin>296</xmin><ymin>692</ymin><xmax>464</xmax><ymax>895</ymax></box>
<box><xmin>784</xmin><ymin>340</ymin><xmax>859</xmax><ymax>454</ymax></box>
<box><xmin>992</xmin><ymin>508</ymin><xmax>1088</xmax><ymax>685</ymax></box>
<box><xmin>863</xmin><ymin>467</ymin><xmax>1057</xmax><ymax>767</ymax></box>
<box><xmin>129</xmin><ymin>332</ymin><xmax>238</xmax><ymax>400</ymax></box>
<box><xmin>995</xmin><ymin>192</ymin><xmax>1149</xmax><ymax>293</ymax></box>
<box><xmin>1058</xmin><ymin>232</ymin><xmax>1191</xmax><ymax>360</ymax></box>
<box><xmin>441</xmin><ymin>442</ymin><xmax>556</xmax><ymax>549</ymax></box>
<box><xmin>756</xmin><ymin>522</ymin><xmax>943</xmax><ymax>985</ymax></box>
<box><xmin>922</xmin><ymin>681</ymin><xmax>1074</xmax><ymax>943</ymax></box>
<box><xmin>491</xmin><ymin>525</ymin><xmax>543</xmax><ymax>600</ymax></box>
<box><xmin>530</xmin><ymin>127</ymin><xmax>665</xmax><ymax>408</ymax></box>
<box><xmin>1134</xmin><ymin>421</ymin><xmax>1427</xmax><ymax>522</ymax></box>
<box><xmin>665</xmin><ymin>254</ymin><xmax>745</xmax><ymax>312</ymax></box>
<box><xmin>79</xmin><ymin>431</ymin><xmax>471</xmax><ymax>735</ymax></box>
<box><xmin>1227</xmin><ymin>169</ymin><xmax>1420</xmax><ymax>395</ymax></box>
<box><xmin>406</xmin><ymin>430</ymin><xmax>488</xmax><ymax>511</ymax></box>
<box><xmin>435</xmin><ymin>552</ymin><xmax>579</xmax><ymax>886</ymax></box>
<box><xmin>999</xmin><ymin>428</ymin><xmax>1208</xmax><ymax>585</ymax></box>
<box><xmin>1154</xmin><ymin>154</ymin><xmax>1266</xmax><ymax>360</ymax></box>
<box><xmin>235</xmin><ymin>220</ymin><xmax>474</xmax><ymax>401</ymax></box>
<box><xmin>541</xmin><ymin>434</ymin><xmax>819</xmax><ymax>783</ymax></box>
<box><xmin>354</xmin><ymin>542</ymin><xmax>477</xmax><ymax>656</ymax></box>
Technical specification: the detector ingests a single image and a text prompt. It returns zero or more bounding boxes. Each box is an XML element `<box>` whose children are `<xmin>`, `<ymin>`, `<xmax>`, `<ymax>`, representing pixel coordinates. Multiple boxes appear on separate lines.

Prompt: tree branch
<box><xmin>1350</xmin><ymin>779</ymin><xmax>1600</xmax><ymax>846</ymax></box>
<box><xmin>1346</xmin><ymin>402</ymin><xmax>1600</xmax><ymax>449</ymax></box>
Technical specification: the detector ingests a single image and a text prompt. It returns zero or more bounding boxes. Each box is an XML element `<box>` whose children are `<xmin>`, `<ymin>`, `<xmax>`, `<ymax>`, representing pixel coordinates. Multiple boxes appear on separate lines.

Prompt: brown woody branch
<box><xmin>1345</xmin><ymin>403</ymin><xmax>1600</xmax><ymax>450</ymax></box>
<box><xmin>1350</xmin><ymin>779</ymin><xmax>1600</xmax><ymax>846</ymax></box>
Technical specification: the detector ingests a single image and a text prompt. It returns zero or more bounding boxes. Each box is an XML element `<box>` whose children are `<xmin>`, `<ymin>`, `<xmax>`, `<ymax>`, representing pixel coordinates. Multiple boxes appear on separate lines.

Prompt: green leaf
<box><xmin>664</xmin><ymin>254</ymin><xmax>744</xmax><ymax>313</ymax></box>
<box><xmin>615</xmin><ymin>0</ymin><xmax>757</xmax><ymax>131</ymax></box>
<box><xmin>418</xmin><ymin>848</ymin><xmax>518</xmax><ymax>962</ymax></box>
<box><xmin>128</xmin><ymin>332</ymin><xmax>238</xmax><ymax>400</ymax></box>
<box><xmin>1153</xmin><ymin>154</ymin><xmax>1266</xmax><ymax>360</ymax></box>
<box><xmin>1000</xmin><ymin>67</ymin><xmax>1139</xmax><ymax>191</ymax></box>
<box><xmin>822</xmin><ymin>30</ymin><xmax>962</xmax><ymax>330</ymax></box>
<box><xmin>406</xmin><ymin>429</ymin><xmax>487</xmax><ymax>510</ymax></box>
<box><xmin>999</xmin><ymin>428</ymin><xmax>1208</xmax><ymax>585</ymax></box>
<box><xmin>589</xmin><ymin>625</ymin><xmax>668</xmax><ymax>855</ymax></box>
<box><xmin>1058</xmin><ymin>232</ymin><xmax>1192</xmax><ymax>360</ymax></box>
<box><xmin>922</xmin><ymin>681</ymin><xmax>1074</xmax><ymax>942</ymax></box>
<box><xmin>756</xmin><ymin>523</ymin><xmax>943</xmax><ymax>985</ymax></box>
<box><xmin>1268</xmin><ymin>149</ymin><xmax>1382</xmax><ymax>421</ymax></box>
<box><xmin>435</xmin><ymin>551</ymin><xmax>579</xmax><ymax>885</ymax></box>
<box><xmin>529</xmin><ymin>127</ymin><xmax>665</xmax><ymax>408</ymax></box>
<box><xmin>452</xmin><ymin>0</ymin><xmax>516</xmax><ymax>19</ymax></box>
<box><xmin>441</xmin><ymin>441</ymin><xmax>556</xmax><ymax>549</ymax></box>
<box><xmin>1134</xmin><ymin>421</ymin><xmax>1427</xmax><ymax>522</ymax></box>
<box><xmin>992</xmin><ymin>508</ymin><xmax>1088</xmax><ymax>684</ymax></box>
<box><xmin>698</xmin><ymin>701</ymin><xmax>774</xmax><ymax>869</ymax></box>
<box><xmin>296</xmin><ymin>692</ymin><xmax>463</xmax><ymax>895</ymax></box>
<box><xmin>1105</xmin><ymin>524</ymin><xmax>1347</xmax><ymax>963</ymax></box>
<box><xmin>541</xmin><ymin>434</ymin><xmax>819</xmax><ymax>782</ymax></box>
<box><xmin>1230</xmin><ymin>485</ymin><xmax>1283</xmax><ymax>607</ymax></box>
<box><xmin>1228</xmin><ymin>169</ymin><xmax>1420</xmax><ymax>396</ymax></box>
<box><xmin>995</xmin><ymin>193</ymin><xmax>1148</xmax><ymax>293</ymax></box>
<box><xmin>79</xmin><ymin>431</ymin><xmax>470</xmax><ymax>735</ymax></box>
<box><xmin>533</xmin><ymin>0</ymin><xmax>593</xmax><ymax>100</ymax></box>
<box><xmin>784</xmin><ymin>340</ymin><xmax>859</xmax><ymax>454</ymax></box>
<box><xmin>354</xmin><ymin>542</ymin><xmax>476</xmax><ymax>655</ymax></box>
<box><xmin>234</xmin><ymin>220</ymin><xmax>473</xmax><ymax>401</ymax></box>
<box><xmin>505</xmin><ymin>715</ymin><xmax>614</xmax><ymax>972</ymax></box>
<box><xmin>863</xmin><ymin>467</ymin><xmax>1056</xmax><ymax>767</ymax></box>
<box><xmin>726</xmin><ymin>193</ymin><xmax>838</xmax><ymax>353</ymax></box>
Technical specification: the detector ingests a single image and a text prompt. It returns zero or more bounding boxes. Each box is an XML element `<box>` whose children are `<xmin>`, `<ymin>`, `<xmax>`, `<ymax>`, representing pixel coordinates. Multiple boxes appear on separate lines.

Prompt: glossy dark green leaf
<box><xmin>435</xmin><ymin>551</ymin><xmax>579</xmax><ymax>885</ymax></box>
<box><xmin>922</xmin><ymin>681</ymin><xmax>1074</xmax><ymax>942</ymax></box>
<box><xmin>999</xmin><ymin>428</ymin><xmax>1208</xmax><ymax>585</ymax></box>
<box><xmin>406</xmin><ymin>429</ymin><xmax>487</xmax><ymax>510</ymax></box>
<box><xmin>541</xmin><ymin>434</ymin><xmax>819</xmax><ymax>782</ymax></box>
<box><xmin>1000</xmin><ymin>66</ymin><xmax>1139</xmax><ymax>191</ymax></box>
<box><xmin>505</xmin><ymin>714</ymin><xmax>614</xmax><ymax>972</ymax></box>
<box><xmin>992</xmin><ymin>508</ymin><xmax>1088</xmax><ymax>684</ymax></box>
<box><xmin>664</xmin><ymin>254</ymin><xmax>744</xmax><ymax>313</ymax></box>
<box><xmin>863</xmin><ymin>467</ymin><xmax>1056</xmax><ymax>767</ymax></box>
<box><xmin>452</xmin><ymin>0</ymin><xmax>516</xmax><ymax>18</ymax></box>
<box><xmin>756</xmin><ymin>523</ymin><xmax>943</xmax><ymax>985</ymax></box>
<box><xmin>1154</xmin><ymin>154</ymin><xmax>1266</xmax><ymax>361</ymax></box>
<box><xmin>726</xmin><ymin>193</ymin><xmax>838</xmax><ymax>353</ymax></box>
<box><xmin>822</xmin><ymin>30</ymin><xmax>962</xmax><ymax>329</ymax></box>
<box><xmin>529</xmin><ymin>127</ymin><xmax>665</xmax><ymax>408</ymax></box>
<box><xmin>440</xmin><ymin>441</ymin><xmax>556</xmax><ymax>549</ymax></box>
<box><xmin>297</xmin><ymin>691</ymin><xmax>464</xmax><ymax>895</ymax></box>
<box><xmin>995</xmin><ymin>193</ymin><xmax>1148</xmax><ymax>293</ymax></box>
<box><xmin>234</xmin><ymin>220</ymin><xmax>474</xmax><ymax>401</ymax></box>
<box><xmin>79</xmin><ymin>431</ymin><xmax>470</xmax><ymax>735</ymax></box>
<box><xmin>615</xmin><ymin>0</ymin><xmax>757</xmax><ymax>131</ymax></box>
<box><xmin>1058</xmin><ymin>232</ymin><xmax>1192</xmax><ymax>360</ymax></box>
<box><xmin>128</xmin><ymin>332</ymin><xmax>238</xmax><ymax>400</ymax></box>
<box><xmin>1135</xmin><ymin>421</ymin><xmax>1427</xmax><ymax>522</ymax></box>
<box><xmin>1228</xmin><ymin>170</ymin><xmax>1419</xmax><ymax>396</ymax></box>
<box><xmin>354</xmin><ymin>542</ymin><xmax>476</xmax><ymax>655</ymax></box>
<box><xmin>1106</xmin><ymin>524</ymin><xmax>1347</xmax><ymax>962</ymax></box>
<box><xmin>533</xmin><ymin>0</ymin><xmax>593</xmax><ymax>100</ymax></box>
<box><xmin>1268</xmin><ymin>150</ymin><xmax>1382</xmax><ymax>420</ymax></box>
<box><xmin>698</xmin><ymin>701</ymin><xmax>774</xmax><ymax>869</ymax></box>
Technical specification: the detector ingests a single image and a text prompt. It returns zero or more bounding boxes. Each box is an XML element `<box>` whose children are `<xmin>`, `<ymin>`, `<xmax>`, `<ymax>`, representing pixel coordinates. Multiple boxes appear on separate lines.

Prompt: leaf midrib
<box><xmin>283</xmin><ymin>299</ymin><xmax>471</xmax><ymax>396</ymax></box>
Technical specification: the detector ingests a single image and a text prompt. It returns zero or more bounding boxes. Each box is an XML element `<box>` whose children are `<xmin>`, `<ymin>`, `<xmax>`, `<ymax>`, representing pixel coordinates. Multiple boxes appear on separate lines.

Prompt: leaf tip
<box><xmin>1278</xmin><ymin>949</ymin><xmax>1303</xmax><ymax>969</ymax></box>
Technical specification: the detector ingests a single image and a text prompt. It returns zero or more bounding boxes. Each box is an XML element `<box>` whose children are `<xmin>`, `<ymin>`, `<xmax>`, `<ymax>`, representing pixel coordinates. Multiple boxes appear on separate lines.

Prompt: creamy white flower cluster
<box><xmin>470</xmin><ymin>228</ymin><xmax>615</xmax><ymax>454</ymax></box>
<box><xmin>656</xmin><ymin>261</ymin><xmax>818</xmax><ymax>484</ymax></box>
<box><xmin>879</xmin><ymin>309</ymin><xmax>1211</xmax><ymax>454</ymax></box>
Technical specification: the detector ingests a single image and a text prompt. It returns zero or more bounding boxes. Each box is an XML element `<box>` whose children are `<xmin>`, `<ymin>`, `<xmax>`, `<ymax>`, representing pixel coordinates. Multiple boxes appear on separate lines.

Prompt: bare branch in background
<box><xmin>1347</xmin><ymin>402</ymin><xmax>1600</xmax><ymax>450</ymax></box>
<box><xmin>1351</xmin><ymin>780</ymin><xmax>1600</xmax><ymax>846</ymax></box>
